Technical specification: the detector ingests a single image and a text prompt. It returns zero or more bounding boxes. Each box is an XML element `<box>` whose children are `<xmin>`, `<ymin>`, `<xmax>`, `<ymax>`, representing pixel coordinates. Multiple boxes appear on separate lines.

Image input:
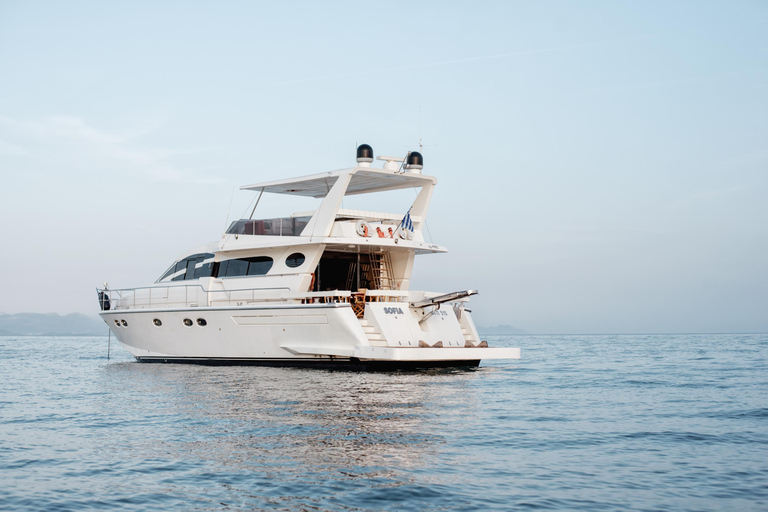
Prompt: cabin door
<box><xmin>314</xmin><ymin>251</ymin><xmax>394</xmax><ymax>292</ymax></box>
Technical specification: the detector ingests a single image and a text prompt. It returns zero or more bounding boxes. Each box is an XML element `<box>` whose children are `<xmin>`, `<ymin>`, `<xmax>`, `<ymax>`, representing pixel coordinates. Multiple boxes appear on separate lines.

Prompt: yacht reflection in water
<box><xmin>101</xmin><ymin>363</ymin><xmax>480</xmax><ymax>477</ymax></box>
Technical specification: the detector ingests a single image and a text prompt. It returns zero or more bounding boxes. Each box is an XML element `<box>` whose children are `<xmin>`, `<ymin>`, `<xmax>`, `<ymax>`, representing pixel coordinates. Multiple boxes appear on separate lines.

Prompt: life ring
<box><xmin>397</xmin><ymin>226</ymin><xmax>409</xmax><ymax>239</ymax></box>
<box><xmin>355</xmin><ymin>220</ymin><xmax>370</xmax><ymax>237</ymax></box>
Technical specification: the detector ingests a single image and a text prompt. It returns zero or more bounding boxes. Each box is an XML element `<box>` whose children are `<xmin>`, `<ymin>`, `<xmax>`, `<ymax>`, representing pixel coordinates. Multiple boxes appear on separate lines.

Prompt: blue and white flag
<box><xmin>400</xmin><ymin>207</ymin><xmax>413</xmax><ymax>233</ymax></box>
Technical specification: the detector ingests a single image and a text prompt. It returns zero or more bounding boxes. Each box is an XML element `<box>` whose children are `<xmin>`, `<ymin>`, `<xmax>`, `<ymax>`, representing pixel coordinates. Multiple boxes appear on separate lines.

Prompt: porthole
<box><xmin>114</xmin><ymin>320</ymin><xmax>120</xmax><ymax>327</ymax></box>
<box><xmin>153</xmin><ymin>319</ymin><xmax>162</xmax><ymax>327</ymax></box>
<box><xmin>121</xmin><ymin>319</ymin><xmax>128</xmax><ymax>327</ymax></box>
<box><xmin>196</xmin><ymin>318</ymin><xmax>207</xmax><ymax>327</ymax></box>
<box><xmin>286</xmin><ymin>252</ymin><xmax>305</xmax><ymax>268</ymax></box>
<box><xmin>183</xmin><ymin>318</ymin><xmax>193</xmax><ymax>327</ymax></box>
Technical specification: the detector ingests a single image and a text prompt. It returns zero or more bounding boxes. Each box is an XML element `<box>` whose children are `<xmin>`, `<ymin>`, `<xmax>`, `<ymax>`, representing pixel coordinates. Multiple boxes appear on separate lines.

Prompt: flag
<box><xmin>400</xmin><ymin>207</ymin><xmax>413</xmax><ymax>233</ymax></box>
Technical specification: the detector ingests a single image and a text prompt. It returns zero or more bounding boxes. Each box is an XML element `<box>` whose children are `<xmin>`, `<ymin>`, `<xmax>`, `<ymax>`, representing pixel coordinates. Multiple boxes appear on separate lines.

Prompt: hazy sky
<box><xmin>1</xmin><ymin>1</ymin><xmax>766</xmax><ymax>333</ymax></box>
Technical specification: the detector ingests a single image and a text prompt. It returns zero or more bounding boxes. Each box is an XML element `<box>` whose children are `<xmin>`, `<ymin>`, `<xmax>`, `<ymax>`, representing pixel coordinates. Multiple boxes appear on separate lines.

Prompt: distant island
<box><xmin>477</xmin><ymin>324</ymin><xmax>527</xmax><ymax>335</ymax></box>
<box><xmin>0</xmin><ymin>313</ymin><xmax>106</xmax><ymax>336</ymax></box>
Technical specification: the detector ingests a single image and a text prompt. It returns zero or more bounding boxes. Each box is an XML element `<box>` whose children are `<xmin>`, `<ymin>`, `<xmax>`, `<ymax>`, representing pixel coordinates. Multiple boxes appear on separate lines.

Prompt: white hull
<box><xmin>100</xmin><ymin>302</ymin><xmax>520</xmax><ymax>369</ymax></box>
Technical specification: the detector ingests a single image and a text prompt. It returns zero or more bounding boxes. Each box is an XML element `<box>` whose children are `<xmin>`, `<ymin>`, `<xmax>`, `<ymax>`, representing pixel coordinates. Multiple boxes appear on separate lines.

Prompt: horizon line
<box><xmin>479</xmin><ymin>331</ymin><xmax>768</xmax><ymax>336</ymax></box>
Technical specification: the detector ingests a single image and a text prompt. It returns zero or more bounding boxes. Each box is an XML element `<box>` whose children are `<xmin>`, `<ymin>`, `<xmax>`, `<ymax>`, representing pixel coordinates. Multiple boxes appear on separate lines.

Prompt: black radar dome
<box><xmin>406</xmin><ymin>151</ymin><xmax>423</xmax><ymax>167</ymax></box>
<box><xmin>356</xmin><ymin>144</ymin><xmax>374</xmax><ymax>162</ymax></box>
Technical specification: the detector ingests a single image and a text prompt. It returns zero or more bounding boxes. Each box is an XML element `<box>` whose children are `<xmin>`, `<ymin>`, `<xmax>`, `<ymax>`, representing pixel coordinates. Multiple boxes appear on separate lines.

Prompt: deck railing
<box><xmin>95</xmin><ymin>284</ymin><xmax>465</xmax><ymax>312</ymax></box>
<box><xmin>96</xmin><ymin>285</ymin><xmax>414</xmax><ymax>311</ymax></box>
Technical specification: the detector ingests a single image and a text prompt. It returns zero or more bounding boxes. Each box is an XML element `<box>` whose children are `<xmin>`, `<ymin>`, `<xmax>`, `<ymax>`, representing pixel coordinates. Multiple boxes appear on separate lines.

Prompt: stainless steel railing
<box><xmin>95</xmin><ymin>285</ymin><xmax>387</xmax><ymax>310</ymax></box>
<box><xmin>96</xmin><ymin>285</ymin><xmax>425</xmax><ymax>311</ymax></box>
<box><xmin>97</xmin><ymin>284</ymin><xmax>292</xmax><ymax>310</ymax></box>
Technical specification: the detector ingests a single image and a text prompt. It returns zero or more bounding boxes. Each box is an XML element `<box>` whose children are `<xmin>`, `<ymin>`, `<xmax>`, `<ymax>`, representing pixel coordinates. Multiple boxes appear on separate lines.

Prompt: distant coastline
<box><xmin>477</xmin><ymin>324</ymin><xmax>527</xmax><ymax>335</ymax></box>
<box><xmin>0</xmin><ymin>313</ymin><xmax>106</xmax><ymax>336</ymax></box>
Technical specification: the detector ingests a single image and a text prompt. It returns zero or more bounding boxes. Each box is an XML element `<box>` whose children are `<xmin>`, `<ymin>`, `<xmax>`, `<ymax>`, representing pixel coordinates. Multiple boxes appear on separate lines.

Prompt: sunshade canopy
<box><xmin>240</xmin><ymin>168</ymin><xmax>437</xmax><ymax>198</ymax></box>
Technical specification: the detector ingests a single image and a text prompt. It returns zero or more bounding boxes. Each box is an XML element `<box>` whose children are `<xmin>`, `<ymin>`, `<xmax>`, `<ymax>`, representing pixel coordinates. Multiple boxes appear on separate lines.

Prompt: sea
<box><xmin>1</xmin><ymin>334</ymin><xmax>766</xmax><ymax>511</ymax></box>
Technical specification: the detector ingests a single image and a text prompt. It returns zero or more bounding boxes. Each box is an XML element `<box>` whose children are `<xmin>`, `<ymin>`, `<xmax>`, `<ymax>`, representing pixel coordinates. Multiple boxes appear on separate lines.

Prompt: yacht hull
<box><xmin>99</xmin><ymin>302</ymin><xmax>520</xmax><ymax>369</ymax></box>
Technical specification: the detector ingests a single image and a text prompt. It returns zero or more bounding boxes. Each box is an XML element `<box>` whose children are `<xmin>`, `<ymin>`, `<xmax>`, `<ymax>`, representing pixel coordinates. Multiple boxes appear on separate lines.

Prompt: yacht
<box><xmin>97</xmin><ymin>145</ymin><xmax>521</xmax><ymax>369</ymax></box>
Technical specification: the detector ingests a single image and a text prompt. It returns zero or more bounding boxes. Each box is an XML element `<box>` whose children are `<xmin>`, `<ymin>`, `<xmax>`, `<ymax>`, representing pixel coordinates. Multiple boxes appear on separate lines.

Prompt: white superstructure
<box><xmin>97</xmin><ymin>145</ymin><xmax>520</xmax><ymax>369</ymax></box>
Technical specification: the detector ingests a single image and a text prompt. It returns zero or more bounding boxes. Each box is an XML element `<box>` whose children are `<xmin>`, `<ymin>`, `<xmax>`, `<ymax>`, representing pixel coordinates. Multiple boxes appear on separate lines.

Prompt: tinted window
<box><xmin>247</xmin><ymin>257</ymin><xmax>273</xmax><ymax>275</ymax></box>
<box><xmin>158</xmin><ymin>253</ymin><xmax>215</xmax><ymax>282</ymax></box>
<box><xmin>225</xmin><ymin>259</ymin><xmax>249</xmax><ymax>277</ymax></box>
<box><xmin>195</xmin><ymin>261</ymin><xmax>214</xmax><ymax>279</ymax></box>
<box><xmin>226</xmin><ymin>216</ymin><xmax>311</xmax><ymax>236</ymax></box>
<box><xmin>157</xmin><ymin>263</ymin><xmax>177</xmax><ymax>282</ymax></box>
<box><xmin>286</xmin><ymin>253</ymin><xmax>305</xmax><ymax>268</ymax></box>
<box><xmin>184</xmin><ymin>259</ymin><xmax>198</xmax><ymax>280</ymax></box>
<box><xmin>217</xmin><ymin>257</ymin><xmax>274</xmax><ymax>277</ymax></box>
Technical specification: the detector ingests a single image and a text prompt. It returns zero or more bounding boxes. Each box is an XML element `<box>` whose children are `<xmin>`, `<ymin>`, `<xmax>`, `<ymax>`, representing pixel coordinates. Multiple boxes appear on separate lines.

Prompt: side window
<box><xmin>285</xmin><ymin>253</ymin><xmax>305</xmax><ymax>268</ymax></box>
<box><xmin>217</xmin><ymin>257</ymin><xmax>274</xmax><ymax>277</ymax></box>
<box><xmin>247</xmin><ymin>257</ymin><xmax>273</xmax><ymax>275</ymax></box>
<box><xmin>186</xmin><ymin>255</ymin><xmax>215</xmax><ymax>280</ymax></box>
<box><xmin>184</xmin><ymin>259</ymin><xmax>197</xmax><ymax>280</ymax></box>
<box><xmin>195</xmin><ymin>261</ymin><xmax>214</xmax><ymax>279</ymax></box>
<box><xmin>159</xmin><ymin>253</ymin><xmax>215</xmax><ymax>282</ymax></box>
<box><xmin>171</xmin><ymin>257</ymin><xmax>191</xmax><ymax>281</ymax></box>
<box><xmin>157</xmin><ymin>262</ymin><xmax>178</xmax><ymax>282</ymax></box>
<box><xmin>225</xmin><ymin>259</ymin><xmax>249</xmax><ymax>277</ymax></box>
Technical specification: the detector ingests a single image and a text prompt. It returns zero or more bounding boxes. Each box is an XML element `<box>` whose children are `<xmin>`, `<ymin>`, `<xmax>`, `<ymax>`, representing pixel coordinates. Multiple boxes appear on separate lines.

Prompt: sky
<box><xmin>0</xmin><ymin>1</ymin><xmax>766</xmax><ymax>333</ymax></box>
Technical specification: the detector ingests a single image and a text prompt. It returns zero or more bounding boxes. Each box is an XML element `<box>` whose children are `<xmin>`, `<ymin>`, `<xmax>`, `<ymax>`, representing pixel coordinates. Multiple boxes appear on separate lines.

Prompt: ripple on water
<box><xmin>1</xmin><ymin>334</ymin><xmax>767</xmax><ymax>511</ymax></box>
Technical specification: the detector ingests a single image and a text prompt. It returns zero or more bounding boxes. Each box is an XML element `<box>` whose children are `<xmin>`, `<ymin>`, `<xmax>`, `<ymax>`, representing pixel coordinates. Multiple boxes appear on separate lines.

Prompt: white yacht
<box><xmin>97</xmin><ymin>145</ymin><xmax>520</xmax><ymax>369</ymax></box>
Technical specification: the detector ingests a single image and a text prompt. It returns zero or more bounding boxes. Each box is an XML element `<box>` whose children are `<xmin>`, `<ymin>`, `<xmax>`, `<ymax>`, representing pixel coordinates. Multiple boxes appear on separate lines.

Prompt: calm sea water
<box><xmin>1</xmin><ymin>334</ymin><xmax>767</xmax><ymax>511</ymax></box>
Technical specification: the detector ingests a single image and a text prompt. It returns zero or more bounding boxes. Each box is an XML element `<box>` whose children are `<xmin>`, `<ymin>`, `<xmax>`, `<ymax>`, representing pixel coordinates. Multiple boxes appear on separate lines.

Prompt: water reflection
<box><xmin>97</xmin><ymin>363</ymin><xmax>481</xmax><ymax>487</ymax></box>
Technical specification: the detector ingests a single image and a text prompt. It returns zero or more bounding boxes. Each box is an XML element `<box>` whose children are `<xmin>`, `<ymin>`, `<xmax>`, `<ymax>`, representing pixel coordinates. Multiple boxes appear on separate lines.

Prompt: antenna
<box><xmin>419</xmin><ymin>105</ymin><xmax>423</xmax><ymax>152</ymax></box>
<box><xmin>405</xmin><ymin>105</ymin><xmax>437</xmax><ymax>153</ymax></box>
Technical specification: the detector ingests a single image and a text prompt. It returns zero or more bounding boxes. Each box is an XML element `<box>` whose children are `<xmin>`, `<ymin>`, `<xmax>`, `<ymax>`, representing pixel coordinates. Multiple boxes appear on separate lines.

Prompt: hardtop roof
<box><xmin>240</xmin><ymin>167</ymin><xmax>437</xmax><ymax>198</ymax></box>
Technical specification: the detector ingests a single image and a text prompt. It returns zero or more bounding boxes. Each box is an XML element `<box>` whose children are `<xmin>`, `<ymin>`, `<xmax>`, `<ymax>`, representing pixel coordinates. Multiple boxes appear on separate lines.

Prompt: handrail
<box><xmin>96</xmin><ymin>285</ymin><xmax>368</xmax><ymax>310</ymax></box>
<box><xmin>96</xmin><ymin>285</ymin><xmax>454</xmax><ymax>311</ymax></box>
<box><xmin>97</xmin><ymin>284</ymin><xmax>291</xmax><ymax>311</ymax></box>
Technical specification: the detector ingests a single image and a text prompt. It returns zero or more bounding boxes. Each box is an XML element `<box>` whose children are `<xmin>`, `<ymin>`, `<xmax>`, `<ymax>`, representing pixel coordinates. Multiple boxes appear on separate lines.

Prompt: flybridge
<box><xmin>240</xmin><ymin>170</ymin><xmax>437</xmax><ymax>199</ymax></box>
<box><xmin>235</xmin><ymin>145</ymin><xmax>436</xmax><ymax>241</ymax></box>
<box><xmin>240</xmin><ymin>144</ymin><xmax>432</xmax><ymax>198</ymax></box>
<box><xmin>239</xmin><ymin>166</ymin><xmax>435</xmax><ymax>198</ymax></box>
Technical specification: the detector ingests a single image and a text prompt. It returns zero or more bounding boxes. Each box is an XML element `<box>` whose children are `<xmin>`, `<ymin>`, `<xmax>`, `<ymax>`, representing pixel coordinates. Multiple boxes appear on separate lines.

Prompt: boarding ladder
<box><xmin>364</xmin><ymin>253</ymin><xmax>394</xmax><ymax>290</ymax></box>
<box><xmin>346</xmin><ymin>253</ymin><xmax>395</xmax><ymax>291</ymax></box>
